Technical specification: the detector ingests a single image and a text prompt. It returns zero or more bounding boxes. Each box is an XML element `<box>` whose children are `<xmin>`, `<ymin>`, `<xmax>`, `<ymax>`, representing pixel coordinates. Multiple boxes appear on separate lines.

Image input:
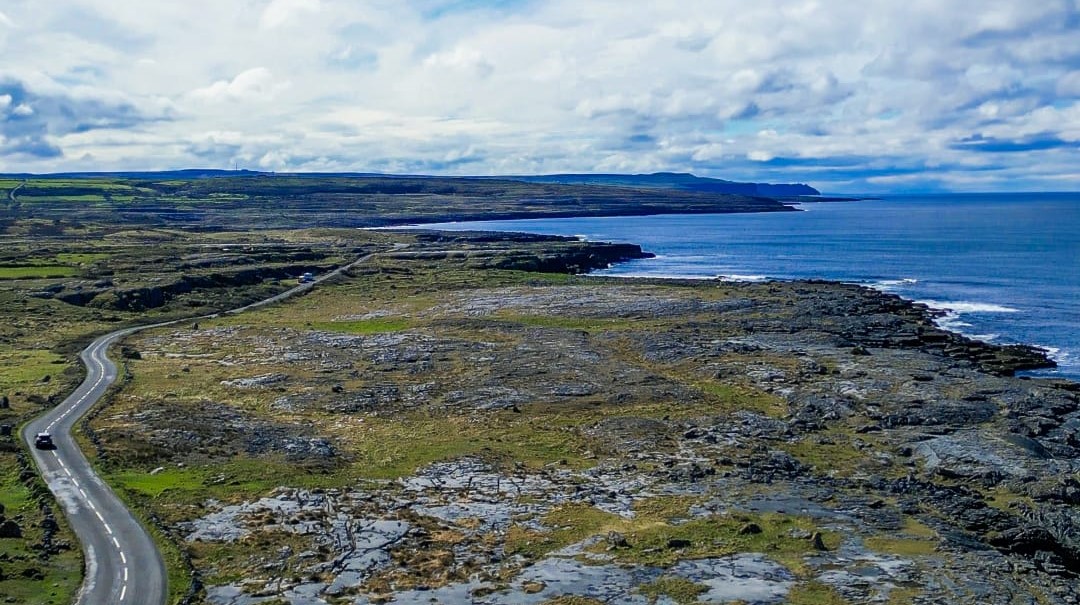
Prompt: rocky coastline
<box><xmin>87</xmin><ymin>230</ymin><xmax>1078</xmax><ymax>605</ymax></box>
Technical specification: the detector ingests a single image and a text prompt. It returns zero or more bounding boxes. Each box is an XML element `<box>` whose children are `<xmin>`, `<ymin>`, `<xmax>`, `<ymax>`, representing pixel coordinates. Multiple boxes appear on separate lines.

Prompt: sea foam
<box><xmin>875</xmin><ymin>278</ymin><xmax>919</xmax><ymax>288</ymax></box>
<box><xmin>717</xmin><ymin>274</ymin><xmax>769</xmax><ymax>282</ymax></box>
<box><xmin>917</xmin><ymin>300</ymin><xmax>1020</xmax><ymax>314</ymax></box>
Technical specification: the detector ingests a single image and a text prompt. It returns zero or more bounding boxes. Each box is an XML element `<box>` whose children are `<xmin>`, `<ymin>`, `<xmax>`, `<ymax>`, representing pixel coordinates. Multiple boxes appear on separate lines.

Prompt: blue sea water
<box><xmin>419</xmin><ymin>193</ymin><xmax>1080</xmax><ymax>380</ymax></box>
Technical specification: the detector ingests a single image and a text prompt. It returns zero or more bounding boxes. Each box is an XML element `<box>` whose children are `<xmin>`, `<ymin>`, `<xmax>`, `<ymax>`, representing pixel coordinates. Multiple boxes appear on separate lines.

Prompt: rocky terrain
<box><xmin>79</xmin><ymin>234</ymin><xmax>1079</xmax><ymax>605</ymax></box>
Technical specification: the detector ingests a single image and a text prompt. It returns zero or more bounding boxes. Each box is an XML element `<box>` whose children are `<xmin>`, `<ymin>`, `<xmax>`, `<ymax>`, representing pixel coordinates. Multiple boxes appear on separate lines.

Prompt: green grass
<box><xmin>55</xmin><ymin>252</ymin><xmax>112</xmax><ymax>264</ymax></box>
<box><xmin>984</xmin><ymin>486</ymin><xmax>1036</xmax><ymax>512</ymax></box>
<box><xmin>863</xmin><ymin>536</ymin><xmax>938</xmax><ymax>556</ymax></box>
<box><xmin>506</xmin><ymin>503</ymin><xmax>622</xmax><ymax>559</ymax></box>
<box><xmin>7</xmin><ymin>178</ymin><xmax>143</xmax><ymax>204</ymax></box>
<box><xmin>631</xmin><ymin>496</ymin><xmax>700</xmax><ymax>521</ymax></box>
<box><xmin>0</xmin><ymin>265</ymin><xmax>79</xmax><ymax>279</ymax></box>
<box><xmin>145</xmin><ymin>516</ymin><xmax>193</xmax><ymax>605</ymax></box>
<box><xmin>309</xmin><ymin>318</ymin><xmax>413</xmax><ymax>334</ymax></box>
<box><xmin>503</xmin><ymin>314</ymin><xmax>642</xmax><ymax>332</ymax></box>
<box><xmin>0</xmin><ymin>350</ymin><xmax>72</xmax><ymax>413</ymax></box>
<box><xmin>340</xmin><ymin>397</ymin><xmax>741</xmax><ymax>481</ymax></box>
<box><xmin>109</xmin><ymin>458</ymin><xmax>354</xmax><ymax>506</ymax></box>
<box><xmin>105</xmin><ymin>471</ymin><xmax>202</xmax><ymax>605</ymax></box>
<box><xmin>0</xmin><ymin>459</ymin><xmax>30</xmax><ymax>514</ymax></box>
<box><xmin>346</xmin><ymin>408</ymin><xmax>590</xmax><ymax>480</ymax></box>
<box><xmin>20</xmin><ymin>179</ymin><xmax>133</xmax><ymax>190</ymax></box>
<box><xmin>505</xmin><ymin>495</ymin><xmax>835</xmax><ymax>574</ymax></box>
<box><xmin>0</xmin><ymin>349</ymin><xmax>66</xmax><ymax>386</ymax></box>
<box><xmin>779</xmin><ymin>433</ymin><xmax>875</xmax><ymax>478</ymax></box>
<box><xmin>639</xmin><ymin>576</ymin><xmax>709</xmax><ymax>604</ymax></box>
<box><xmin>786</xmin><ymin>581</ymin><xmax>851</xmax><ymax>604</ymax></box>
<box><xmin>606</xmin><ymin>512</ymin><xmax>836</xmax><ymax>569</ymax></box>
<box><xmin>0</xmin><ymin>552</ymin><xmax>81</xmax><ymax>605</ymax></box>
<box><xmin>108</xmin><ymin>468</ymin><xmax>209</xmax><ymax>498</ymax></box>
<box><xmin>695</xmin><ymin>381</ymin><xmax>789</xmax><ymax>417</ymax></box>
<box><xmin>187</xmin><ymin>532</ymin><xmax>314</xmax><ymax>585</ymax></box>
<box><xmin>862</xmin><ymin>517</ymin><xmax>939</xmax><ymax>557</ymax></box>
<box><xmin>0</xmin><ymin>458</ymin><xmax>83</xmax><ymax>605</ymax></box>
<box><xmin>886</xmin><ymin>586</ymin><xmax>924</xmax><ymax>605</ymax></box>
<box><xmin>22</xmin><ymin>195</ymin><xmax>109</xmax><ymax>203</ymax></box>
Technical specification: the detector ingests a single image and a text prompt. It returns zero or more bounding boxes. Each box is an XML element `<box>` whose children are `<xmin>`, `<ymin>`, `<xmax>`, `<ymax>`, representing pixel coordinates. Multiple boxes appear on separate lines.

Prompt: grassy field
<box><xmin>0</xmin><ymin>349</ymin><xmax>67</xmax><ymax>383</ymax></box>
<box><xmin>506</xmin><ymin>499</ymin><xmax>839</xmax><ymax>567</ymax></box>
<box><xmin>0</xmin><ymin>265</ymin><xmax>79</xmax><ymax>279</ymax></box>
<box><xmin>0</xmin><ymin>222</ymin><xmax>408</xmax><ymax>604</ymax></box>
<box><xmin>0</xmin><ymin>458</ymin><xmax>83</xmax><ymax>605</ymax></box>
<box><xmin>53</xmin><ymin>252</ymin><xmax>112</xmax><ymax>265</ymax></box>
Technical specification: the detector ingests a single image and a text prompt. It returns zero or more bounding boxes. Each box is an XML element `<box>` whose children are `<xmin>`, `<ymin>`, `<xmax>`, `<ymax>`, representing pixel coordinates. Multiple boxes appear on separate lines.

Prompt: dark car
<box><xmin>34</xmin><ymin>432</ymin><xmax>55</xmax><ymax>449</ymax></box>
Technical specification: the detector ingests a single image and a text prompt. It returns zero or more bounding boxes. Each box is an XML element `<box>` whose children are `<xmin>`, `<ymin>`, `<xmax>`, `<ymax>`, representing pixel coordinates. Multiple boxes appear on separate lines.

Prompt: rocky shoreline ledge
<box><xmin>88</xmin><ymin>231</ymin><xmax>1078</xmax><ymax>605</ymax></box>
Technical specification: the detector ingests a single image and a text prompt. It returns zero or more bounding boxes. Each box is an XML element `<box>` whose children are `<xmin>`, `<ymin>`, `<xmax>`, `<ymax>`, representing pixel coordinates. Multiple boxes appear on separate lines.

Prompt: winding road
<box><xmin>23</xmin><ymin>247</ymin><xmax>395</xmax><ymax>605</ymax></box>
<box><xmin>24</xmin><ymin>328</ymin><xmax>167</xmax><ymax>605</ymax></box>
<box><xmin>8</xmin><ymin>179</ymin><xmax>25</xmax><ymax>203</ymax></box>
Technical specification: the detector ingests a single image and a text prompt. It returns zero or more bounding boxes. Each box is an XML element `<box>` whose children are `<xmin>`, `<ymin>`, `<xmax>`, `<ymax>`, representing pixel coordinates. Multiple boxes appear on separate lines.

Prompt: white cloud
<box><xmin>1058</xmin><ymin>71</ymin><xmax>1080</xmax><ymax>97</ymax></box>
<box><xmin>423</xmin><ymin>46</ymin><xmax>494</xmax><ymax>78</ymax></box>
<box><xmin>0</xmin><ymin>10</ymin><xmax>13</xmax><ymax>28</ymax></box>
<box><xmin>691</xmin><ymin>143</ymin><xmax>724</xmax><ymax>162</ymax></box>
<box><xmin>188</xmin><ymin>68</ymin><xmax>287</xmax><ymax>103</ymax></box>
<box><xmin>0</xmin><ymin>0</ymin><xmax>1077</xmax><ymax>191</ymax></box>
<box><xmin>260</xmin><ymin>0</ymin><xmax>320</xmax><ymax>29</ymax></box>
<box><xmin>257</xmin><ymin>149</ymin><xmax>291</xmax><ymax>169</ymax></box>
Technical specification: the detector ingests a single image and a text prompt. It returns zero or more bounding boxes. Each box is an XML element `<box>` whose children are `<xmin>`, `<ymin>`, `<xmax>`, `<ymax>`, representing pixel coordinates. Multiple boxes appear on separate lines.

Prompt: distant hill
<box><xmin>0</xmin><ymin>168</ymin><xmax>269</xmax><ymax>180</ymax></box>
<box><xmin>0</xmin><ymin>171</ymin><xmax>797</xmax><ymax>231</ymax></box>
<box><xmin>497</xmin><ymin>173</ymin><xmax>820</xmax><ymax>197</ymax></box>
<box><xmin>3</xmin><ymin>170</ymin><xmax>819</xmax><ymax>197</ymax></box>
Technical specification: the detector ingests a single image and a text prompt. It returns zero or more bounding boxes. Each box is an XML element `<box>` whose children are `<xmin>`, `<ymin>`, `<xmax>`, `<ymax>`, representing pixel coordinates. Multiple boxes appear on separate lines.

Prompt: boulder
<box><xmin>738</xmin><ymin>522</ymin><xmax>763</xmax><ymax>535</ymax></box>
<box><xmin>605</xmin><ymin>531</ymin><xmax>629</xmax><ymax>549</ymax></box>
<box><xmin>0</xmin><ymin>520</ymin><xmax>22</xmax><ymax>539</ymax></box>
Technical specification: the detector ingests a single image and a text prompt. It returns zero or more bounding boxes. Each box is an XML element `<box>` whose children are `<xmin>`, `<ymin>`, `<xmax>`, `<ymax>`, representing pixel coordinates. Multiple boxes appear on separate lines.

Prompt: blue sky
<box><xmin>0</xmin><ymin>0</ymin><xmax>1078</xmax><ymax>192</ymax></box>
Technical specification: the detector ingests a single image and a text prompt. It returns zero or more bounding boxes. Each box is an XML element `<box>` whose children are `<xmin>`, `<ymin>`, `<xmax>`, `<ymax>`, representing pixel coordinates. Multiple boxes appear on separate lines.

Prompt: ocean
<box><xmin>419</xmin><ymin>193</ymin><xmax>1080</xmax><ymax>380</ymax></box>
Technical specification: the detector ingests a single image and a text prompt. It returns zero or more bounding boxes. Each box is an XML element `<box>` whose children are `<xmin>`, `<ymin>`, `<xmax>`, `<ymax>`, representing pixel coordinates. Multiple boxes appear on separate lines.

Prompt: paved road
<box><xmin>23</xmin><ymin>247</ymin><xmax>394</xmax><ymax>605</ymax></box>
<box><xmin>24</xmin><ymin>328</ymin><xmax>167</xmax><ymax>605</ymax></box>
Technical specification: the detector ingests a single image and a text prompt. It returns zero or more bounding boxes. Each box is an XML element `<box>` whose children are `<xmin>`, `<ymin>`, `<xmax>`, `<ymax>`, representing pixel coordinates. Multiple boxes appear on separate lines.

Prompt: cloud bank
<box><xmin>0</xmin><ymin>0</ymin><xmax>1078</xmax><ymax>192</ymax></box>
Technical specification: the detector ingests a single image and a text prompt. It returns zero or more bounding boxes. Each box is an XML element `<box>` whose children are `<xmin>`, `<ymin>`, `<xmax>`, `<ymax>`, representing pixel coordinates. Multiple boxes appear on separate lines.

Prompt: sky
<box><xmin>0</xmin><ymin>0</ymin><xmax>1078</xmax><ymax>192</ymax></box>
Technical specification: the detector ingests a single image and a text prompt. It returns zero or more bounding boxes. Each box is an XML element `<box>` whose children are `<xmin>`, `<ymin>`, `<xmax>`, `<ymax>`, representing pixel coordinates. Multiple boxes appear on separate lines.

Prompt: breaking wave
<box><xmin>917</xmin><ymin>300</ymin><xmax>1020</xmax><ymax>314</ymax></box>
